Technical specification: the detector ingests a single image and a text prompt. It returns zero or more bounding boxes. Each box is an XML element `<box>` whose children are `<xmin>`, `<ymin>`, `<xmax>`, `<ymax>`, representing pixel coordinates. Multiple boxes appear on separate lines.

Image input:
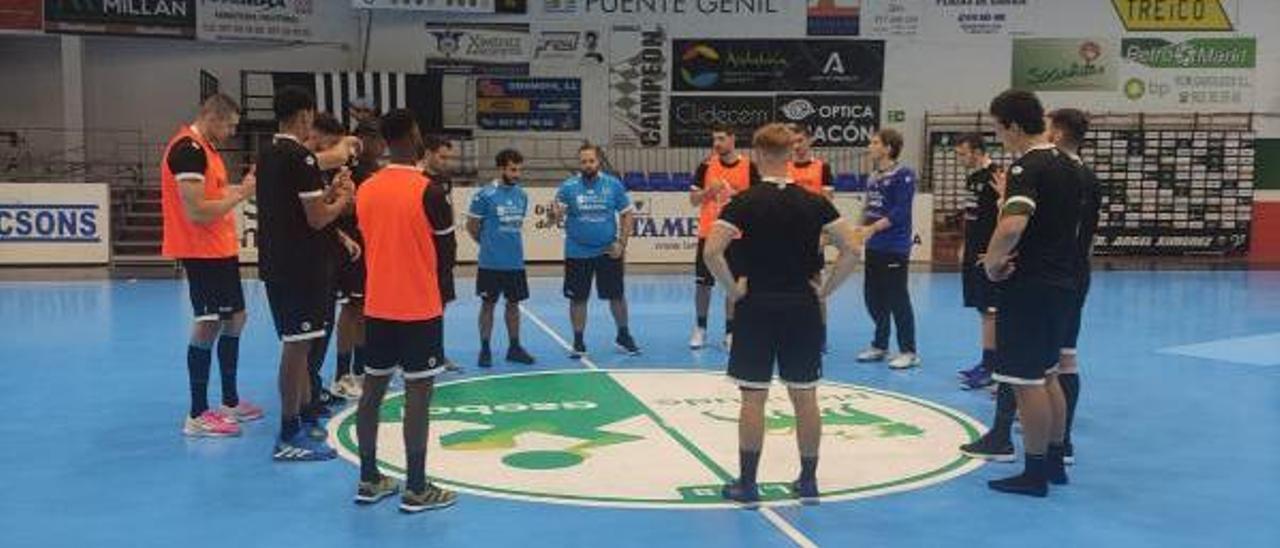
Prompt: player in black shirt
<box><xmin>954</xmin><ymin>133</ymin><xmax>1002</xmax><ymax>391</ymax></box>
<box><xmin>257</xmin><ymin>87</ymin><xmax>355</xmax><ymax>462</ymax></box>
<box><xmin>421</xmin><ymin>135</ymin><xmax>460</xmax><ymax>372</ymax></box>
<box><xmin>979</xmin><ymin>90</ymin><xmax>1087</xmax><ymax>497</ymax></box>
<box><xmin>704</xmin><ymin>123</ymin><xmax>864</xmax><ymax>506</ymax></box>
<box><xmin>294</xmin><ymin>114</ymin><xmax>364</xmax><ymax>417</ymax></box>
<box><xmin>1047</xmin><ymin>108</ymin><xmax>1102</xmax><ymax>465</ymax></box>
<box><xmin>331</xmin><ymin>121</ymin><xmax>386</xmax><ymax>401</ymax></box>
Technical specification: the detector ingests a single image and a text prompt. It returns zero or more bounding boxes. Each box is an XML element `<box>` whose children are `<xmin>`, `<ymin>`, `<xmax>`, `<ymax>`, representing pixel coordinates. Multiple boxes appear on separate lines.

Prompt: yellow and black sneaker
<box><xmin>354</xmin><ymin>475</ymin><xmax>400</xmax><ymax>505</ymax></box>
<box><xmin>399</xmin><ymin>483</ymin><xmax>457</xmax><ymax>513</ymax></box>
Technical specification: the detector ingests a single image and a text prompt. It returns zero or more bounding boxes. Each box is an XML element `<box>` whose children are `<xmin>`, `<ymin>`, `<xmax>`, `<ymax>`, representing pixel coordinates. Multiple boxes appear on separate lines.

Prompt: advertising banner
<box><xmin>198</xmin><ymin>0</ymin><xmax>345</xmax><ymax>43</ymax></box>
<box><xmin>776</xmin><ymin>94</ymin><xmax>879</xmax><ymax>147</ymax></box>
<box><xmin>476</xmin><ymin>78</ymin><xmax>582</xmax><ymax>132</ymax></box>
<box><xmin>608</xmin><ymin>24</ymin><xmax>668</xmax><ymax>148</ymax></box>
<box><xmin>1120</xmin><ymin>36</ymin><xmax>1255</xmax><ymax>110</ymax></box>
<box><xmin>1011</xmin><ymin>37</ymin><xmax>1119</xmax><ymax>92</ymax></box>
<box><xmin>672</xmin><ymin>39</ymin><xmax>884</xmax><ymax>93</ymax></box>
<box><xmin>44</xmin><ymin>0</ymin><xmax>196</xmax><ymax>38</ymax></box>
<box><xmin>667</xmin><ymin>95</ymin><xmax>775</xmax><ymax>147</ymax></box>
<box><xmin>0</xmin><ymin>0</ymin><xmax>41</xmax><ymax>31</ymax></box>
<box><xmin>0</xmin><ymin>183</ymin><xmax>110</xmax><ymax>265</ymax></box>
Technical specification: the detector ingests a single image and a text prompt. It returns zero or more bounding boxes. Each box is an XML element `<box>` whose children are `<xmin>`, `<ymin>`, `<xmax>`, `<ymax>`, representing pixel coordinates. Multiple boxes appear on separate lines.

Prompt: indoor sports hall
<box><xmin>1</xmin><ymin>2</ymin><xmax>1277</xmax><ymax>547</ymax></box>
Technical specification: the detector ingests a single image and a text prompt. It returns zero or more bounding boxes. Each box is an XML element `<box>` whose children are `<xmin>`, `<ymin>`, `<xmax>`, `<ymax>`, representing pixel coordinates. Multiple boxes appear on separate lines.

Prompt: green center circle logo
<box><xmin>329</xmin><ymin>370</ymin><xmax>985</xmax><ymax>508</ymax></box>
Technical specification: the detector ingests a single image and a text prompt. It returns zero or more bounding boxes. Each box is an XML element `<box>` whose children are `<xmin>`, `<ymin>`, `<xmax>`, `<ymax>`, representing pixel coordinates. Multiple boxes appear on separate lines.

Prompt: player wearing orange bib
<box><xmin>689</xmin><ymin>124</ymin><xmax>761</xmax><ymax>350</ymax></box>
<box><xmin>161</xmin><ymin>94</ymin><xmax>263</xmax><ymax>437</ymax></box>
<box><xmin>787</xmin><ymin>126</ymin><xmax>835</xmax><ymax>200</ymax></box>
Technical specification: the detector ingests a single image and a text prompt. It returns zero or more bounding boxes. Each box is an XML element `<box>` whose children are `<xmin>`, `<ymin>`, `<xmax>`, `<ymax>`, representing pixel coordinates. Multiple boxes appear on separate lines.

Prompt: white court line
<box><xmin>517</xmin><ymin>303</ymin><xmax>818</xmax><ymax>548</ymax></box>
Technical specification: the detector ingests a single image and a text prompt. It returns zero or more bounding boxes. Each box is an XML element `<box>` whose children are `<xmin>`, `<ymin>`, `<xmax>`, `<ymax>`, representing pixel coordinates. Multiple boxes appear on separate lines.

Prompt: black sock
<box><xmin>280</xmin><ymin>415</ymin><xmax>301</xmax><ymax>441</ymax></box>
<box><xmin>800</xmin><ymin>455</ymin><xmax>818</xmax><ymax>483</ymax></box>
<box><xmin>739</xmin><ymin>450</ymin><xmax>761</xmax><ymax>485</ymax></box>
<box><xmin>1047</xmin><ymin>443</ymin><xmax>1067</xmax><ymax>475</ymax></box>
<box><xmin>360</xmin><ymin>448</ymin><xmax>379</xmax><ymax>483</ymax></box>
<box><xmin>725</xmin><ymin>319</ymin><xmax>735</xmax><ymax>335</ymax></box>
<box><xmin>336</xmin><ymin>351</ymin><xmax>353</xmax><ymax>379</ymax></box>
<box><xmin>574</xmin><ymin>331</ymin><xmax>585</xmax><ymax>347</ymax></box>
<box><xmin>697</xmin><ymin>315</ymin><xmax>708</xmax><ymax>329</ymax></box>
<box><xmin>215</xmin><ymin>336</ymin><xmax>240</xmax><ymax>408</ymax></box>
<box><xmin>1024</xmin><ymin>453</ymin><xmax>1047</xmax><ymax>481</ymax></box>
<box><xmin>406</xmin><ymin>449</ymin><xmax>426</xmax><ymax>493</ymax></box>
<box><xmin>1060</xmin><ymin>373</ymin><xmax>1080</xmax><ymax>445</ymax></box>
<box><xmin>509</xmin><ymin>337</ymin><xmax>521</xmax><ymax>349</ymax></box>
<box><xmin>991</xmin><ymin>383</ymin><xmax>1016</xmax><ymax>445</ymax></box>
<box><xmin>982</xmin><ymin>349</ymin><xmax>996</xmax><ymax>370</ymax></box>
<box><xmin>352</xmin><ymin>345</ymin><xmax>366</xmax><ymax>376</ymax></box>
<box><xmin>481</xmin><ymin>339</ymin><xmax>491</xmax><ymax>353</ymax></box>
<box><xmin>617</xmin><ymin>326</ymin><xmax>631</xmax><ymax>339</ymax></box>
<box><xmin>188</xmin><ymin>345</ymin><xmax>213</xmax><ymax>418</ymax></box>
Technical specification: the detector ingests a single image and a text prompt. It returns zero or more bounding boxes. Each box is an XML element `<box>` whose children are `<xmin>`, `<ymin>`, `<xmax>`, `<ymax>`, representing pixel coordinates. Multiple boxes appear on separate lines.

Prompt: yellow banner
<box><xmin>1112</xmin><ymin>0</ymin><xmax>1233</xmax><ymax>31</ymax></box>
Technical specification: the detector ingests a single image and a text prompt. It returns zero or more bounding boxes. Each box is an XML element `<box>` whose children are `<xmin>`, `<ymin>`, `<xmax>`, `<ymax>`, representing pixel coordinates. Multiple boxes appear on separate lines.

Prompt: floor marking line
<box><xmin>518</xmin><ymin>302</ymin><xmax>820</xmax><ymax>548</ymax></box>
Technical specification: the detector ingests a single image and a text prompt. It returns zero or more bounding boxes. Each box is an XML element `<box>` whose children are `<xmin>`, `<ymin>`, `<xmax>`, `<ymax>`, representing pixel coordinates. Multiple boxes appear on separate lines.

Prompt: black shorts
<box><xmin>181</xmin><ymin>257</ymin><xmax>245</xmax><ymax>321</ymax></box>
<box><xmin>564</xmin><ymin>255</ymin><xmax>624</xmax><ymax>301</ymax></box>
<box><xmin>439</xmin><ymin>268</ymin><xmax>456</xmax><ymax>305</ymax></box>
<box><xmin>994</xmin><ymin>281</ymin><xmax>1076</xmax><ymax>386</ymax></box>
<box><xmin>335</xmin><ymin>258</ymin><xmax>366</xmax><ymax>305</ymax></box>
<box><xmin>1061</xmin><ymin>273</ymin><xmax>1091</xmax><ymax>351</ymax></box>
<box><xmin>477</xmin><ymin>269</ymin><xmax>530</xmax><ymax>303</ymax></box>
<box><xmin>694</xmin><ymin>239</ymin><xmax>742</xmax><ymax>286</ymax></box>
<box><xmin>962</xmin><ymin>262</ymin><xmax>999</xmax><ymax>312</ymax></box>
<box><xmin>365</xmin><ymin>317</ymin><xmax>445</xmax><ymax>381</ymax></box>
<box><xmin>264</xmin><ymin>273</ymin><xmax>333</xmax><ymax>343</ymax></box>
<box><xmin>729</xmin><ymin>293</ymin><xmax>824</xmax><ymax>389</ymax></box>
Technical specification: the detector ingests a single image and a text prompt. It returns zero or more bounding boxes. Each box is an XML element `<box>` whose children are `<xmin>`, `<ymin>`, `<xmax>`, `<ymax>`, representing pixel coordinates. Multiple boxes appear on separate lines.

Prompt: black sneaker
<box><xmin>791</xmin><ymin>478</ymin><xmax>820</xmax><ymax>505</ymax></box>
<box><xmin>506</xmin><ymin>345</ymin><xmax>536</xmax><ymax>365</ymax></box>
<box><xmin>721</xmin><ymin>480</ymin><xmax>760</xmax><ymax>509</ymax></box>
<box><xmin>959</xmin><ymin>433</ymin><xmax>1016</xmax><ymax>462</ymax></box>
<box><xmin>615</xmin><ymin>333</ymin><xmax>641</xmax><ymax>356</ymax></box>
<box><xmin>1063</xmin><ymin>442</ymin><xmax>1075</xmax><ymax>466</ymax></box>
<box><xmin>569</xmin><ymin>341</ymin><xmax>587</xmax><ymax>360</ymax></box>
<box><xmin>478</xmin><ymin>349</ymin><xmax>492</xmax><ymax>369</ymax></box>
<box><xmin>988</xmin><ymin>473</ymin><xmax>1048</xmax><ymax>498</ymax></box>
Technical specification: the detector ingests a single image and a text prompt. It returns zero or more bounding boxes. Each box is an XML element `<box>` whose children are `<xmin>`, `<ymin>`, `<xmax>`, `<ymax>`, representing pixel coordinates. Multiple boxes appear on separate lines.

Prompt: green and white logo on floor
<box><xmin>329</xmin><ymin>370</ymin><xmax>985</xmax><ymax>508</ymax></box>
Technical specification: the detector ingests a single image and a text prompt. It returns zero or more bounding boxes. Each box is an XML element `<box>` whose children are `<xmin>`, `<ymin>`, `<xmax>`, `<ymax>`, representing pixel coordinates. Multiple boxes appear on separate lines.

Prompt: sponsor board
<box><xmin>1011</xmin><ymin>38</ymin><xmax>1118</xmax><ymax>92</ymax></box>
<box><xmin>198</xmin><ymin>0</ymin><xmax>341</xmax><ymax>43</ymax></box>
<box><xmin>1120</xmin><ymin>36</ymin><xmax>1254</xmax><ymax>109</ymax></box>
<box><xmin>667</xmin><ymin>95</ymin><xmax>775</xmax><ymax>147</ymax></box>
<box><xmin>476</xmin><ymin>78</ymin><xmax>582</xmax><ymax>132</ymax></box>
<box><xmin>807</xmin><ymin>0</ymin><xmax>860</xmax><ymax>36</ymax></box>
<box><xmin>673</xmin><ymin>39</ymin><xmax>884</xmax><ymax>93</ymax></box>
<box><xmin>608</xmin><ymin>24</ymin><xmax>668</xmax><ymax>148</ymax></box>
<box><xmin>44</xmin><ymin>0</ymin><xmax>196</xmax><ymax>38</ymax></box>
<box><xmin>1111</xmin><ymin>0</ymin><xmax>1235</xmax><ymax>31</ymax></box>
<box><xmin>776</xmin><ymin>94</ymin><xmax>879</xmax><ymax>148</ymax></box>
<box><xmin>0</xmin><ymin>183</ymin><xmax>110</xmax><ymax>265</ymax></box>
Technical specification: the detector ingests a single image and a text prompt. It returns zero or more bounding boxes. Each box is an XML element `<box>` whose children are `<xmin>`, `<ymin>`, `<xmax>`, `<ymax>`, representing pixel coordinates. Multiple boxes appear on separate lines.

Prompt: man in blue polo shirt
<box><xmin>466</xmin><ymin>148</ymin><xmax>537</xmax><ymax>368</ymax></box>
<box><xmin>551</xmin><ymin>143</ymin><xmax>641</xmax><ymax>358</ymax></box>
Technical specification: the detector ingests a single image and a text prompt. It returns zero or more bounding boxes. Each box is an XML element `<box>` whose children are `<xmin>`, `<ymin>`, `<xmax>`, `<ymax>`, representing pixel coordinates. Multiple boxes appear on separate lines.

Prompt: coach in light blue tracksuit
<box><xmin>857</xmin><ymin>128</ymin><xmax>921</xmax><ymax>370</ymax></box>
<box><xmin>551</xmin><ymin>143</ymin><xmax>641</xmax><ymax>359</ymax></box>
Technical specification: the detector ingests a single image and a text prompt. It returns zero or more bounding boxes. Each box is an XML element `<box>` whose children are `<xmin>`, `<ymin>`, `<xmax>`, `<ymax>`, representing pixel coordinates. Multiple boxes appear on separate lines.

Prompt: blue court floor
<box><xmin>1</xmin><ymin>270</ymin><xmax>1278</xmax><ymax>547</ymax></box>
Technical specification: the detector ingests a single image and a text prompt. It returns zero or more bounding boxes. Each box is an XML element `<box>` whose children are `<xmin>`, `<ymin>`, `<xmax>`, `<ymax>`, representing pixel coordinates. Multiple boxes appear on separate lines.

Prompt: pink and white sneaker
<box><xmin>183</xmin><ymin>410</ymin><xmax>242</xmax><ymax>437</ymax></box>
<box><xmin>220</xmin><ymin>401</ymin><xmax>265</xmax><ymax>423</ymax></box>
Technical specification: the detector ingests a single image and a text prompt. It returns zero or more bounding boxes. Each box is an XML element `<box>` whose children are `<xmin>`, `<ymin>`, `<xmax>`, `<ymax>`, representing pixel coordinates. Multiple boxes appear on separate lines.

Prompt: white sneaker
<box><xmin>888</xmin><ymin>353</ymin><xmax>922</xmax><ymax>370</ymax></box>
<box><xmin>333</xmin><ymin>375</ymin><xmax>362</xmax><ymax>400</ymax></box>
<box><xmin>856</xmin><ymin>347</ymin><xmax>888</xmax><ymax>362</ymax></box>
<box><xmin>689</xmin><ymin>327</ymin><xmax>707</xmax><ymax>349</ymax></box>
<box><xmin>723</xmin><ymin>333</ymin><xmax>733</xmax><ymax>351</ymax></box>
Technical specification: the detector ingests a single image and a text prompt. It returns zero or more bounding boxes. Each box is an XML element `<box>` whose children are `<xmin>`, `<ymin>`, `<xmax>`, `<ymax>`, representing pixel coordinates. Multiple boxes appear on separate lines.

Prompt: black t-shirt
<box><xmin>255</xmin><ymin>135</ymin><xmax>326</xmax><ymax>282</ymax></box>
<box><xmin>1003</xmin><ymin>145</ymin><xmax>1087</xmax><ymax>289</ymax></box>
<box><xmin>423</xmin><ymin>169</ymin><xmax>457</xmax><ymax>274</ymax></box>
<box><xmin>962</xmin><ymin>163</ymin><xmax>1000</xmax><ymax>262</ymax></box>
<box><xmin>333</xmin><ymin>158</ymin><xmax>379</xmax><ymax>243</ymax></box>
<box><xmin>166</xmin><ymin>137</ymin><xmax>208</xmax><ymax>179</ymax></box>
<box><xmin>421</xmin><ymin>181</ymin><xmax>455</xmax><ymax>273</ymax></box>
<box><xmin>718</xmin><ymin>179</ymin><xmax>841</xmax><ymax>294</ymax></box>
<box><xmin>1070</xmin><ymin>155</ymin><xmax>1103</xmax><ymax>276</ymax></box>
